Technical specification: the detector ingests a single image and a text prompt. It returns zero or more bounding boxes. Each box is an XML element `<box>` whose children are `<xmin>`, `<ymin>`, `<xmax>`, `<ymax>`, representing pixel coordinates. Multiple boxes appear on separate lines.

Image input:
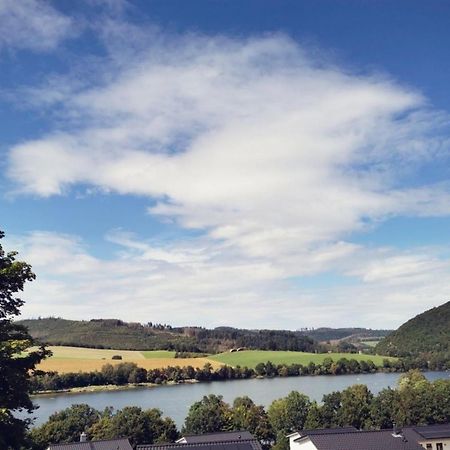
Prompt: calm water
<box><xmin>28</xmin><ymin>371</ymin><xmax>449</xmax><ymax>427</ymax></box>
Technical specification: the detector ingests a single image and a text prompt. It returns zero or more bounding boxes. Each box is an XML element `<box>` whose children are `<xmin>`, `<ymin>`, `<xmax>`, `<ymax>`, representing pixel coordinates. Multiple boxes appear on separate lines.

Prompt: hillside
<box><xmin>300</xmin><ymin>327</ymin><xmax>392</xmax><ymax>343</ymax></box>
<box><xmin>375</xmin><ymin>301</ymin><xmax>450</xmax><ymax>357</ymax></box>
<box><xmin>18</xmin><ymin>318</ymin><xmax>318</xmax><ymax>353</ymax></box>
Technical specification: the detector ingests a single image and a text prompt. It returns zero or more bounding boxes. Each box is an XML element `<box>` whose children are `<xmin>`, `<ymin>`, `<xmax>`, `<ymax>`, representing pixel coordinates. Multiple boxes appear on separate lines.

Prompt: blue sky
<box><xmin>1</xmin><ymin>0</ymin><xmax>450</xmax><ymax>329</ymax></box>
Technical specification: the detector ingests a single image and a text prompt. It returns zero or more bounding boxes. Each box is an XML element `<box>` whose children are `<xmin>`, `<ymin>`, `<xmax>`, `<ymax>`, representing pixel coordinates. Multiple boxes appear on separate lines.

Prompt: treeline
<box><xmin>30</xmin><ymin>354</ymin><xmax>450</xmax><ymax>393</ymax></box>
<box><xmin>19</xmin><ymin>318</ymin><xmax>320</xmax><ymax>353</ymax></box>
<box><xmin>28</xmin><ymin>371</ymin><xmax>450</xmax><ymax>450</ymax></box>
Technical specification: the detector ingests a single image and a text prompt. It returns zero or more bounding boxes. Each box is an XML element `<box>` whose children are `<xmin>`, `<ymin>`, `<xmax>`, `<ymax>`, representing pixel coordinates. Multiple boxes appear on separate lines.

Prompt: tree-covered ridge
<box><xmin>376</xmin><ymin>301</ymin><xmax>450</xmax><ymax>357</ymax></box>
<box><xmin>18</xmin><ymin>318</ymin><xmax>319</xmax><ymax>353</ymax></box>
<box><xmin>19</xmin><ymin>317</ymin><xmax>390</xmax><ymax>354</ymax></box>
<box><xmin>298</xmin><ymin>327</ymin><xmax>392</xmax><ymax>342</ymax></box>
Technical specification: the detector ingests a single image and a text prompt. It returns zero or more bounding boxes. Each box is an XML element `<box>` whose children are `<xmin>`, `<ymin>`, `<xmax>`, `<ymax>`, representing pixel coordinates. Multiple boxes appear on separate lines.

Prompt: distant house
<box><xmin>47</xmin><ymin>435</ymin><xmax>133</xmax><ymax>450</ymax></box>
<box><xmin>403</xmin><ymin>424</ymin><xmax>450</xmax><ymax>450</ymax></box>
<box><xmin>138</xmin><ymin>430</ymin><xmax>262</xmax><ymax>450</ymax></box>
<box><xmin>288</xmin><ymin>424</ymin><xmax>450</xmax><ymax>450</ymax></box>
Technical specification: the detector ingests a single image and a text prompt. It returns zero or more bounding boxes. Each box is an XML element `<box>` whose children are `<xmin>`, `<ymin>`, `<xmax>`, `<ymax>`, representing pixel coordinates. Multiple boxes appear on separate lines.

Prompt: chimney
<box><xmin>80</xmin><ymin>432</ymin><xmax>88</xmax><ymax>442</ymax></box>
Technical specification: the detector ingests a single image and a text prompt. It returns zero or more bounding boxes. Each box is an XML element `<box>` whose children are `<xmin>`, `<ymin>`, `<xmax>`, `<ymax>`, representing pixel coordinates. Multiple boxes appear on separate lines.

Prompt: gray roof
<box><xmin>300</xmin><ymin>429</ymin><xmax>424</xmax><ymax>450</ymax></box>
<box><xmin>48</xmin><ymin>438</ymin><xmax>133</xmax><ymax>450</ymax></box>
<box><xmin>408</xmin><ymin>424</ymin><xmax>450</xmax><ymax>440</ymax></box>
<box><xmin>294</xmin><ymin>427</ymin><xmax>358</xmax><ymax>439</ymax></box>
<box><xmin>137</xmin><ymin>442</ymin><xmax>259</xmax><ymax>450</ymax></box>
<box><xmin>180</xmin><ymin>432</ymin><xmax>255</xmax><ymax>443</ymax></box>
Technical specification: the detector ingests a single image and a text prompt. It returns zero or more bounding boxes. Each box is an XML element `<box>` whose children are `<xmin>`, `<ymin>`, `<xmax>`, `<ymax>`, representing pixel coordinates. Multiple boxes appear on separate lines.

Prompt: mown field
<box><xmin>208</xmin><ymin>350</ymin><xmax>394</xmax><ymax>368</ymax></box>
<box><xmin>34</xmin><ymin>346</ymin><xmax>219</xmax><ymax>374</ymax></box>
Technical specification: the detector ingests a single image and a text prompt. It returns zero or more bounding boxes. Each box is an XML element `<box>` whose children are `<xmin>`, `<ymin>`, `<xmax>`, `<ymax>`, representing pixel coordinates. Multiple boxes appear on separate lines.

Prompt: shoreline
<box><xmin>32</xmin><ymin>379</ymin><xmax>200</xmax><ymax>396</ymax></box>
<box><xmin>31</xmin><ymin>369</ymin><xmax>449</xmax><ymax>397</ymax></box>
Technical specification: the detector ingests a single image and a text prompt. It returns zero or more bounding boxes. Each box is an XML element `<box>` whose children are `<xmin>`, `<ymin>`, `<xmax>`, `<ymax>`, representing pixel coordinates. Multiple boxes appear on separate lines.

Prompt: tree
<box><xmin>268</xmin><ymin>391</ymin><xmax>311</xmax><ymax>450</ymax></box>
<box><xmin>0</xmin><ymin>230</ymin><xmax>50</xmax><ymax>449</ymax></box>
<box><xmin>183</xmin><ymin>394</ymin><xmax>232</xmax><ymax>434</ymax></box>
<box><xmin>29</xmin><ymin>404</ymin><xmax>101</xmax><ymax>449</ymax></box>
<box><xmin>367</xmin><ymin>388</ymin><xmax>397</xmax><ymax>429</ymax></box>
<box><xmin>320</xmin><ymin>391</ymin><xmax>342</xmax><ymax>427</ymax></box>
<box><xmin>89</xmin><ymin>406</ymin><xmax>179</xmax><ymax>447</ymax></box>
<box><xmin>304</xmin><ymin>402</ymin><xmax>323</xmax><ymax>429</ymax></box>
<box><xmin>337</xmin><ymin>384</ymin><xmax>373</xmax><ymax>429</ymax></box>
<box><xmin>232</xmin><ymin>396</ymin><xmax>274</xmax><ymax>449</ymax></box>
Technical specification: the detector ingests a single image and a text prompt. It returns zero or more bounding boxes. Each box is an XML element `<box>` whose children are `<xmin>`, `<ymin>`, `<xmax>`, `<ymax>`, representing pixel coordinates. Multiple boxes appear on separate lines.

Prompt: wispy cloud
<box><xmin>0</xmin><ymin>0</ymin><xmax>75</xmax><ymax>52</ymax></box>
<box><xmin>10</xmin><ymin>231</ymin><xmax>450</xmax><ymax>329</ymax></box>
<box><xmin>5</xmin><ymin>24</ymin><xmax>450</xmax><ymax>327</ymax></box>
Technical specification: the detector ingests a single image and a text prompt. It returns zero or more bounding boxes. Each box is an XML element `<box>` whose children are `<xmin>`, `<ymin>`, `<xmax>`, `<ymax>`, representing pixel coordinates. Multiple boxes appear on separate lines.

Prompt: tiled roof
<box><xmin>181</xmin><ymin>432</ymin><xmax>255</xmax><ymax>443</ymax></box>
<box><xmin>137</xmin><ymin>441</ymin><xmax>258</xmax><ymax>450</ymax></box>
<box><xmin>48</xmin><ymin>438</ymin><xmax>133</xmax><ymax>450</ymax></box>
<box><xmin>294</xmin><ymin>427</ymin><xmax>358</xmax><ymax>440</ymax></box>
<box><xmin>409</xmin><ymin>424</ymin><xmax>450</xmax><ymax>440</ymax></box>
<box><xmin>302</xmin><ymin>429</ymin><xmax>424</xmax><ymax>450</ymax></box>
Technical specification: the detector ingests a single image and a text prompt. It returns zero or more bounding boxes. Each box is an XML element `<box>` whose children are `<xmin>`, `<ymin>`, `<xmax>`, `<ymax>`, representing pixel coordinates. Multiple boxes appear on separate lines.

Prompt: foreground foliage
<box><xmin>0</xmin><ymin>231</ymin><xmax>50</xmax><ymax>449</ymax></box>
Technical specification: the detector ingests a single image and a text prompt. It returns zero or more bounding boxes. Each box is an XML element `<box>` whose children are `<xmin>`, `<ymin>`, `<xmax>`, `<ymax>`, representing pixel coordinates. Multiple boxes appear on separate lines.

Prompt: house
<box><xmin>287</xmin><ymin>427</ymin><xmax>359</xmax><ymax>449</ymax></box>
<box><xmin>288</xmin><ymin>424</ymin><xmax>450</xmax><ymax>450</ymax></box>
<box><xmin>403</xmin><ymin>424</ymin><xmax>450</xmax><ymax>450</ymax></box>
<box><xmin>47</xmin><ymin>435</ymin><xmax>133</xmax><ymax>450</ymax></box>
<box><xmin>138</xmin><ymin>430</ymin><xmax>262</xmax><ymax>450</ymax></box>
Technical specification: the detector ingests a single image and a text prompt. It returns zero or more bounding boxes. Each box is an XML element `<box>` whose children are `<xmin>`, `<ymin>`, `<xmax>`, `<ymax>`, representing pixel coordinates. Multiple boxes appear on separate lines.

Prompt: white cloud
<box><xmin>5</xmin><ymin>30</ymin><xmax>450</xmax><ymax>327</ymax></box>
<box><xmin>11</xmin><ymin>231</ymin><xmax>450</xmax><ymax>329</ymax></box>
<box><xmin>0</xmin><ymin>0</ymin><xmax>75</xmax><ymax>52</ymax></box>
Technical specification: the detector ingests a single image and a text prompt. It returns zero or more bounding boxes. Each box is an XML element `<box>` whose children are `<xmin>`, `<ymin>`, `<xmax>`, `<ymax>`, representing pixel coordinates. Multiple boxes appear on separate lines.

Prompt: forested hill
<box><xmin>375</xmin><ymin>301</ymin><xmax>450</xmax><ymax>357</ymax></box>
<box><xmin>300</xmin><ymin>327</ymin><xmax>392</xmax><ymax>342</ymax></box>
<box><xmin>18</xmin><ymin>318</ymin><xmax>320</xmax><ymax>353</ymax></box>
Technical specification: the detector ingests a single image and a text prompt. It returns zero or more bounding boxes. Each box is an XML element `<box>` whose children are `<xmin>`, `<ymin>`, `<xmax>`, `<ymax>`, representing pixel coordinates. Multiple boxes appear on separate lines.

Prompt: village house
<box><xmin>288</xmin><ymin>424</ymin><xmax>450</xmax><ymax>450</ymax></box>
<box><xmin>138</xmin><ymin>431</ymin><xmax>262</xmax><ymax>450</ymax></box>
<box><xmin>47</xmin><ymin>433</ymin><xmax>133</xmax><ymax>450</ymax></box>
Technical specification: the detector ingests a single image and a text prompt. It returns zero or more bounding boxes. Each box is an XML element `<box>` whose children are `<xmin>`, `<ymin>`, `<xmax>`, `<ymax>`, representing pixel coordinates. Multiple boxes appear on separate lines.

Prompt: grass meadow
<box><xmin>208</xmin><ymin>350</ymin><xmax>394</xmax><ymax>368</ymax></box>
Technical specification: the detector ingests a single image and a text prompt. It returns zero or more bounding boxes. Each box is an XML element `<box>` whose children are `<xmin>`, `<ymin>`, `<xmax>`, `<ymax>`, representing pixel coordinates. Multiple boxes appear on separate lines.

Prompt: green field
<box><xmin>209</xmin><ymin>350</ymin><xmax>394</xmax><ymax>368</ymax></box>
<box><xmin>141</xmin><ymin>350</ymin><xmax>176</xmax><ymax>359</ymax></box>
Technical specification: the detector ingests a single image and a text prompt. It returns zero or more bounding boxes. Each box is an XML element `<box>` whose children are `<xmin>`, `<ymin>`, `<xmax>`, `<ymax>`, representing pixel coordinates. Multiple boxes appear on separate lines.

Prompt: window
<box><xmin>436</xmin><ymin>444</ymin><xmax>443</xmax><ymax>450</ymax></box>
<box><xmin>426</xmin><ymin>445</ymin><xmax>432</xmax><ymax>450</ymax></box>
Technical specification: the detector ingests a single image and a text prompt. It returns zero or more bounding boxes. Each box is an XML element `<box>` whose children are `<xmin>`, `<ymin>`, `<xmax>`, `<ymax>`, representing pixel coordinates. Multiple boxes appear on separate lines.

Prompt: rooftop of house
<box><xmin>178</xmin><ymin>431</ymin><xmax>256</xmax><ymax>443</ymax></box>
<box><xmin>138</xmin><ymin>431</ymin><xmax>261</xmax><ymax>450</ymax></box>
<box><xmin>407</xmin><ymin>424</ymin><xmax>450</xmax><ymax>440</ymax></box>
<box><xmin>296</xmin><ymin>429</ymin><xmax>424</xmax><ymax>450</ymax></box>
<box><xmin>137</xmin><ymin>441</ymin><xmax>259</xmax><ymax>450</ymax></box>
<box><xmin>47</xmin><ymin>437</ymin><xmax>133</xmax><ymax>450</ymax></box>
<box><xmin>293</xmin><ymin>427</ymin><xmax>358</xmax><ymax>439</ymax></box>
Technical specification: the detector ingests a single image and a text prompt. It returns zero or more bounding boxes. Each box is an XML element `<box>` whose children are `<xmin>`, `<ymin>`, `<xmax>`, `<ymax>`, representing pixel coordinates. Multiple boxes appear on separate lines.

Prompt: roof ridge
<box><xmin>183</xmin><ymin>431</ymin><xmax>252</xmax><ymax>438</ymax></box>
<box><xmin>49</xmin><ymin>437</ymin><xmax>130</xmax><ymax>447</ymax></box>
<box><xmin>147</xmin><ymin>439</ymin><xmax>258</xmax><ymax>446</ymax></box>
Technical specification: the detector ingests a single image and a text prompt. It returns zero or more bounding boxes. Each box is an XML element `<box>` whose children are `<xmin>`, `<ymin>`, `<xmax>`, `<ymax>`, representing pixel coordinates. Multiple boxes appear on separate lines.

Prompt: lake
<box><xmin>28</xmin><ymin>371</ymin><xmax>449</xmax><ymax>427</ymax></box>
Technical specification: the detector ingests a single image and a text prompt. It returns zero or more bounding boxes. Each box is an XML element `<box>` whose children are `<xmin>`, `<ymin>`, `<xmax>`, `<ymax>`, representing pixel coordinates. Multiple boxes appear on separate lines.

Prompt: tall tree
<box><xmin>232</xmin><ymin>396</ymin><xmax>274</xmax><ymax>449</ymax></box>
<box><xmin>0</xmin><ymin>230</ymin><xmax>50</xmax><ymax>449</ymax></box>
<box><xmin>183</xmin><ymin>394</ymin><xmax>232</xmax><ymax>434</ymax></box>
<box><xmin>268</xmin><ymin>391</ymin><xmax>311</xmax><ymax>450</ymax></box>
<box><xmin>337</xmin><ymin>384</ymin><xmax>373</xmax><ymax>429</ymax></box>
<box><xmin>89</xmin><ymin>406</ymin><xmax>179</xmax><ymax>447</ymax></box>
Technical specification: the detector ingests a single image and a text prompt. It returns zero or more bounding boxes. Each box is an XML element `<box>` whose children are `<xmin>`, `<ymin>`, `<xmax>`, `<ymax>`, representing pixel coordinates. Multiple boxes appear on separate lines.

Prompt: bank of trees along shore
<box><xmin>30</xmin><ymin>353</ymin><xmax>450</xmax><ymax>393</ymax></box>
<box><xmin>29</xmin><ymin>370</ymin><xmax>450</xmax><ymax>450</ymax></box>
